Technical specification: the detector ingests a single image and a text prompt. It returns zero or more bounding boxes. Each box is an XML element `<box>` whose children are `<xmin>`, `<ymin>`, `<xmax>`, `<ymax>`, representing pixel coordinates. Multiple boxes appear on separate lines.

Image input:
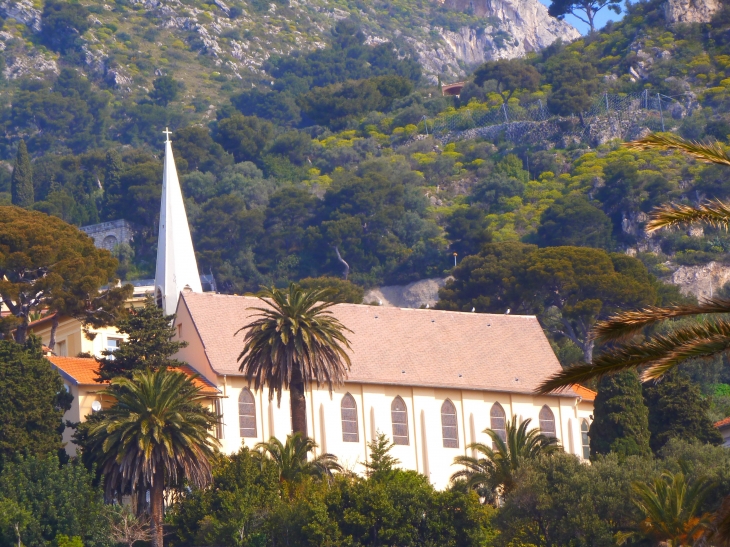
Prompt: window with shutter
<box><xmin>239</xmin><ymin>389</ymin><xmax>257</xmax><ymax>438</ymax></box>
<box><xmin>341</xmin><ymin>393</ymin><xmax>359</xmax><ymax>442</ymax></box>
<box><xmin>441</xmin><ymin>400</ymin><xmax>459</xmax><ymax>448</ymax></box>
<box><xmin>490</xmin><ymin>403</ymin><xmax>507</xmax><ymax>447</ymax></box>
<box><xmin>391</xmin><ymin>396</ymin><xmax>409</xmax><ymax>445</ymax></box>
<box><xmin>539</xmin><ymin>405</ymin><xmax>556</xmax><ymax>438</ymax></box>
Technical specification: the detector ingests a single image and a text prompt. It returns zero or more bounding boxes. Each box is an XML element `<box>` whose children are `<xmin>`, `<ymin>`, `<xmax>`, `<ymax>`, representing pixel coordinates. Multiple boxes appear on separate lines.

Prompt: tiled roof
<box><xmin>48</xmin><ymin>356</ymin><xmax>100</xmax><ymax>385</ymax></box>
<box><xmin>715</xmin><ymin>416</ymin><xmax>730</xmax><ymax>429</ymax></box>
<box><xmin>571</xmin><ymin>384</ymin><xmax>596</xmax><ymax>402</ymax></box>
<box><xmin>180</xmin><ymin>292</ymin><xmax>579</xmax><ymax>397</ymax></box>
<box><xmin>47</xmin><ymin>356</ymin><xmax>219</xmax><ymax>394</ymax></box>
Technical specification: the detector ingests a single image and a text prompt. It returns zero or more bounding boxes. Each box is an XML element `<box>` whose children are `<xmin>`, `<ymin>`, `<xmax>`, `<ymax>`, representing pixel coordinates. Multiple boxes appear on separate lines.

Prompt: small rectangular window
<box><xmin>56</xmin><ymin>340</ymin><xmax>67</xmax><ymax>357</ymax></box>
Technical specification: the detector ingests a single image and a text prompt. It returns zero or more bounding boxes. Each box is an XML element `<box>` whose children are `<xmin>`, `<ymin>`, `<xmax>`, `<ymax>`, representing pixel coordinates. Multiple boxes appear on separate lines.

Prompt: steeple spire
<box><xmin>154</xmin><ymin>128</ymin><xmax>202</xmax><ymax>315</ymax></box>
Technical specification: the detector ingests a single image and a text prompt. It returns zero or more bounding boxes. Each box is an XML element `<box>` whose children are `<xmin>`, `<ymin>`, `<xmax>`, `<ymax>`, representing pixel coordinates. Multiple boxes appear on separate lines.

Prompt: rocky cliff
<box><xmin>0</xmin><ymin>0</ymin><xmax>578</xmax><ymax>92</ymax></box>
<box><xmin>437</xmin><ymin>0</ymin><xmax>580</xmax><ymax>62</ymax></box>
<box><xmin>670</xmin><ymin>261</ymin><xmax>730</xmax><ymax>300</ymax></box>
<box><xmin>664</xmin><ymin>0</ymin><xmax>720</xmax><ymax>24</ymax></box>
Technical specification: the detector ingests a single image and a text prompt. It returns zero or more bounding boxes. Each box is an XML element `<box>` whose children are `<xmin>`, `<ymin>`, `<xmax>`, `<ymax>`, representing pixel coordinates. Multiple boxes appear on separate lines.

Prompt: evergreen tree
<box><xmin>363</xmin><ymin>432</ymin><xmax>400</xmax><ymax>478</ymax></box>
<box><xmin>643</xmin><ymin>370</ymin><xmax>723</xmax><ymax>453</ymax></box>
<box><xmin>101</xmin><ymin>149</ymin><xmax>122</xmax><ymax>221</ymax></box>
<box><xmin>0</xmin><ymin>336</ymin><xmax>73</xmax><ymax>459</ymax></box>
<box><xmin>96</xmin><ymin>296</ymin><xmax>187</xmax><ymax>381</ymax></box>
<box><xmin>11</xmin><ymin>140</ymin><xmax>34</xmax><ymax>207</ymax></box>
<box><xmin>589</xmin><ymin>370</ymin><xmax>651</xmax><ymax>458</ymax></box>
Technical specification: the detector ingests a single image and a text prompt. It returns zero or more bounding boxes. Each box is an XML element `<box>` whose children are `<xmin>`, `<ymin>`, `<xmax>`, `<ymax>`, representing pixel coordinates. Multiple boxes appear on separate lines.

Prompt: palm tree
<box><xmin>255</xmin><ymin>433</ymin><xmax>343</xmax><ymax>486</ymax></box>
<box><xmin>627</xmin><ymin>469</ymin><xmax>713</xmax><ymax>547</ymax></box>
<box><xmin>450</xmin><ymin>418</ymin><xmax>560</xmax><ymax>501</ymax></box>
<box><xmin>87</xmin><ymin>369</ymin><xmax>219</xmax><ymax>547</ymax></box>
<box><xmin>237</xmin><ymin>283</ymin><xmax>352</xmax><ymax>435</ymax></box>
<box><xmin>537</xmin><ymin>134</ymin><xmax>730</xmax><ymax>394</ymax></box>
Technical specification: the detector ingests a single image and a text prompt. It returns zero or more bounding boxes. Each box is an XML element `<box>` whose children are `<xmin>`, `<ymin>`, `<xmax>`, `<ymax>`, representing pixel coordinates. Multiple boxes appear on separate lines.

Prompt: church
<box><xmin>32</xmin><ymin>130</ymin><xmax>595</xmax><ymax>489</ymax></box>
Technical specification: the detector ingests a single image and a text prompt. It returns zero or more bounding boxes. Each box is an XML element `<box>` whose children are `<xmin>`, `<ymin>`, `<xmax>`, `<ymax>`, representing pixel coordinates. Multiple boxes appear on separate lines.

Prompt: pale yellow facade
<box><xmin>204</xmin><ymin>375</ymin><xmax>593</xmax><ymax>489</ymax></box>
<box><xmin>31</xmin><ymin>317</ymin><xmax>125</xmax><ymax>359</ymax></box>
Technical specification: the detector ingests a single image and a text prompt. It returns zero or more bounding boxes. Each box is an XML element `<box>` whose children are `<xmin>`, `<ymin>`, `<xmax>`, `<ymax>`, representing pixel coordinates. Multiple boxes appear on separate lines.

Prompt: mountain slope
<box><xmin>0</xmin><ymin>0</ymin><xmax>576</xmax><ymax>99</ymax></box>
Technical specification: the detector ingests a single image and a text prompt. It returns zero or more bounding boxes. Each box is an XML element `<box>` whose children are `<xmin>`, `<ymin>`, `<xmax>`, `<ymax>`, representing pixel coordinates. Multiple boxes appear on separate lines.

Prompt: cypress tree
<box><xmin>101</xmin><ymin>149</ymin><xmax>122</xmax><ymax>220</ymax></box>
<box><xmin>589</xmin><ymin>370</ymin><xmax>651</xmax><ymax>458</ymax></box>
<box><xmin>643</xmin><ymin>370</ymin><xmax>723</xmax><ymax>453</ymax></box>
<box><xmin>11</xmin><ymin>139</ymin><xmax>34</xmax><ymax>207</ymax></box>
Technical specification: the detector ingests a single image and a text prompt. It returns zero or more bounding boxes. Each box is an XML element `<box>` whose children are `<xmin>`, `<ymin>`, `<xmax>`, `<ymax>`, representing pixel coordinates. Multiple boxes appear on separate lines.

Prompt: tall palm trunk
<box><xmin>150</xmin><ymin>467</ymin><xmax>165</xmax><ymax>547</ymax></box>
<box><xmin>290</xmin><ymin>369</ymin><xmax>307</xmax><ymax>435</ymax></box>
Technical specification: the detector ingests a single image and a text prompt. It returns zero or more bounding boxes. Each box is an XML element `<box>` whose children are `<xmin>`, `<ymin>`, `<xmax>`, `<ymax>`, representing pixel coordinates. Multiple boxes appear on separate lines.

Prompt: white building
<box><xmin>172</xmin><ymin>290</ymin><xmax>595</xmax><ymax>488</ymax></box>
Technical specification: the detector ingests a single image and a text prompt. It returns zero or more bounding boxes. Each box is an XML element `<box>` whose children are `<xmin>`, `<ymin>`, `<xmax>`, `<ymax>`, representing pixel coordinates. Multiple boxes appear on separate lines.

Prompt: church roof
<box><xmin>47</xmin><ymin>355</ymin><xmax>219</xmax><ymax>394</ymax></box>
<box><xmin>178</xmin><ymin>292</ymin><xmax>577</xmax><ymax>397</ymax></box>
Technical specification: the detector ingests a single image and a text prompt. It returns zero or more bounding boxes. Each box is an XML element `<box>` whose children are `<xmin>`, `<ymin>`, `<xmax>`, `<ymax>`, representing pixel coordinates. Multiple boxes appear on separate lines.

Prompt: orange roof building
<box><xmin>47</xmin><ymin>355</ymin><xmax>220</xmax><ymax>456</ymax></box>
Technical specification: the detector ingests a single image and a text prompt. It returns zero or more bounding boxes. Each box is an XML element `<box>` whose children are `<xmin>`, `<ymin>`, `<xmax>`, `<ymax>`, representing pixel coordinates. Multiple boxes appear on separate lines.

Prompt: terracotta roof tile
<box><xmin>571</xmin><ymin>384</ymin><xmax>596</xmax><ymax>402</ymax></box>
<box><xmin>180</xmin><ymin>292</ymin><xmax>578</xmax><ymax>397</ymax></box>
<box><xmin>715</xmin><ymin>416</ymin><xmax>730</xmax><ymax>429</ymax></box>
<box><xmin>47</xmin><ymin>356</ymin><xmax>219</xmax><ymax>394</ymax></box>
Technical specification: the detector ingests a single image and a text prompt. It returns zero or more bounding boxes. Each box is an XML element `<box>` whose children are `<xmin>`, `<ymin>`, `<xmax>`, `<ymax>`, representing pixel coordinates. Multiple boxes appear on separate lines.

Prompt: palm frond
<box><xmin>536</xmin><ymin>319</ymin><xmax>730</xmax><ymax>393</ymax></box>
<box><xmin>645</xmin><ymin>200</ymin><xmax>730</xmax><ymax>233</ymax></box>
<box><xmin>592</xmin><ymin>297</ymin><xmax>730</xmax><ymax>343</ymax></box>
<box><xmin>625</xmin><ymin>134</ymin><xmax>730</xmax><ymax>166</ymax></box>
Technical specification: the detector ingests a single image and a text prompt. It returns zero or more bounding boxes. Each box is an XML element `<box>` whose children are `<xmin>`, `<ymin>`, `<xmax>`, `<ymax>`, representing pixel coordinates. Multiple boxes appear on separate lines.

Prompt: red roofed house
<box><xmin>716</xmin><ymin>417</ymin><xmax>730</xmax><ymax>447</ymax></box>
<box><xmin>171</xmin><ymin>290</ymin><xmax>596</xmax><ymax>489</ymax></box>
<box><xmin>47</xmin><ymin>355</ymin><xmax>220</xmax><ymax>456</ymax></box>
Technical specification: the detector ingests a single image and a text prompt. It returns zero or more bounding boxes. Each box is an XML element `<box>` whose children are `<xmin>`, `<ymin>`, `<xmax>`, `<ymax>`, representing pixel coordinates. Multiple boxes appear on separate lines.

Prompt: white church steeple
<box><xmin>154</xmin><ymin>128</ymin><xmax>202</xmax><ymax>315</ymax></box>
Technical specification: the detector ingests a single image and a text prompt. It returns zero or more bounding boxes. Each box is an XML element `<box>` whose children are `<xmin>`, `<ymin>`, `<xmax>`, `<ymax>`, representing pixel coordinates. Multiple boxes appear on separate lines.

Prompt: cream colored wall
<box><xmin>59</xmin><ymin>382</ymin><xmax>108</xmax><ymax>456</ymax></box>
<box><xmin>214</xmin><ymin>377</ymin><xmax>595</xmax><ymax>489</ymax></box>
<box><xmin>31</xmin><ymin>318</ymin><xmax>125</xmax><ymax>358</ymax></box>
<box><xmin>171</xmin><ymin>302</ymin><xmax>219</xmax><ymax>383</ymax></box>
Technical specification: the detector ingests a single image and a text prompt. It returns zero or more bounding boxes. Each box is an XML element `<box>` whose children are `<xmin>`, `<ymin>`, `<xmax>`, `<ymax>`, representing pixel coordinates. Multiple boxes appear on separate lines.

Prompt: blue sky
<box><xmin>537</xmin><ymin>0</ymin><xmax>629</xmax><ymax>35</ymax></box>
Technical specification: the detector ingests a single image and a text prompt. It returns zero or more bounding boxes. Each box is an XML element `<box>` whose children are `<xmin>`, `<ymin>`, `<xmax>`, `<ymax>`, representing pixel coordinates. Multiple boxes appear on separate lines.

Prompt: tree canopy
<box><xmin>589</xmin><ymin>370</ymin><xmax>651</xmax><ymax>458</ymax></box>
<box><xmin>0</xmin><ymin>207</ymin><xmax>130</xmax><ymax>343</ymax></box>
<box><xmin>0</xmin><ymin>337</ymin><xmax>72</xmax><ymax>460</ymax></box>
<box><xmin>436</xmin><ymin>243</ymin><xmax>658</xmax><ymax>362</ymax></box>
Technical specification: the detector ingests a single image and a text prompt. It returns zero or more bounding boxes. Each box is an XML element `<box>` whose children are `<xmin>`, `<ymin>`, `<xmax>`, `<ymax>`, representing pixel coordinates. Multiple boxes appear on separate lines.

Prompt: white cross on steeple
<box><xmin>163</xmin><ymin>127</ymin><xmax>172</xmax><ymax>143</ymax></box>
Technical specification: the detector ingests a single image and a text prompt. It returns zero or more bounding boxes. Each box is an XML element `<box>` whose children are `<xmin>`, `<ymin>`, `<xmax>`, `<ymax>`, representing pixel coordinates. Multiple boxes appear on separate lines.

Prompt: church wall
<box><xmin>173</xmin><ymin>299</ymin><xmax>219</xmax><ymax>384</ymax></box>
<box><xmin>210</xmin><ymin>374</ymin><xmax>594</xmax><ymax>489</ymax></box>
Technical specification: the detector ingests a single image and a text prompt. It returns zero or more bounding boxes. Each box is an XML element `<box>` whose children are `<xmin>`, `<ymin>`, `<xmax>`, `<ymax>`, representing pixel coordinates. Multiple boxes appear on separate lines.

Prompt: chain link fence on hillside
<box><xmin>428</xmin><ymin>91</ymin><xmax>696</xmax><ymax>146</ymax></box>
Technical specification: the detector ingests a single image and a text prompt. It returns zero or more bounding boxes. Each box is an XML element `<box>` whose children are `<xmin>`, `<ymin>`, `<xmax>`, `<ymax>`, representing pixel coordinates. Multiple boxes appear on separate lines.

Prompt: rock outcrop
<box><xmin>670</xmin><ymin>261</ymin><xmax>730</xmax><ymax>300</ymax></box>
<box><xmin>364</xmin><ymin>278</ymin><xmax>448</xmax><ymax>308</ymax></box>
<box><xmin>414</xmin><ymin>0</ymin><xmax>579</xmax><ymax>81</ymax></box>
<box><xmin>664</xmin><ymin>0</ymin><xmax>720</xmax><ymax>23</ymax></box>
<box><xmin>442</xmin><ymin>0</ymin><xmax>580</xmax><ymax>56</ymax></box>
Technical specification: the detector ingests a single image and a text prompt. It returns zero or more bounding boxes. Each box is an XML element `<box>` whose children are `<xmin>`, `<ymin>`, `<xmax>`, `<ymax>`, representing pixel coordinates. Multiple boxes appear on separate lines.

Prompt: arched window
<box><xmin>581</xmin><ymin>419</ymin><xmax>590</xmax><ymax>460</ymax></box>
<box><xmin>539</xmin><ymin>405</ymin><xmax>556</xmax><ymax>438</ymax></box>
<box><xmin>239</xmin><ymin>389</ymin><xmax>256</xmax><ymax>438</ymax></box>
<box><xmin>341</xmin><ymin>393</ymin><xmax>359</xmax><ymax>443</ymax></box>
<box><xmin>441</xmin><ymin>399</ymin><xmax>459</xmax><ymax>448</ymax></box>
<box><xmin>391</xmin><ymin>396</ymin><xmax>409</xmax><ymax>445</ymax></box>
<box><xmin>490</xmin><ymin>403</ymin><xmax>507</xmax><ymax>444</ymax></box>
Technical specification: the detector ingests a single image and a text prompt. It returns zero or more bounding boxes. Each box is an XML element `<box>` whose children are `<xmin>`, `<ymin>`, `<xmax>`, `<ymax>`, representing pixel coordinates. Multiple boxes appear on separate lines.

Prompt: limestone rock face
<box><xmin>429</xmin><ymin>0</ymin><xmax>580</xmax><ymax>70</ymax></box>
<box><xmin>670</xmin><ymin>261</ymin><xmax>730</xmax><ymax>300</ymax></box>
<box><xmin>363</xmin><ymin>278</ymin><xmax>449</xmax><ymax>308</ymax></box>
<box><xmin>664</xmin><ymin>0</ymin><xmax>721</xmax><ymax>24</ymax></box>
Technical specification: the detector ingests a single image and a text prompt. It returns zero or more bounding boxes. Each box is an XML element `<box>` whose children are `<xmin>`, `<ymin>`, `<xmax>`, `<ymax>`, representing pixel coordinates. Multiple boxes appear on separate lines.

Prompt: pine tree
<box><xmin>0</xmin><ymin>336</ymin><xmax>73</xmax><ymax>459</ymax></box>
<box><xmin>96</xmin><ymin>296</ymin><xmax>187</xmax><ymax>381</ymax></box>
<box><xmin>643</xmin><ymin>370</ymin><xmax>723</xmax><ymax>453</ymax></box>
<box><xmin>101</xmin><ymin>149</ymin><xmax>122</xmax><ymax>221</ymax></box>
<box><xmin>589</xmin><ymin>370</ymin><xmax>651</xmax><ymax>458</ymax></box>
<box><xmin>363</xmin><ymin>432</ymin><xmax>400</xmax><ymax>478</ymax></box>
<box><xmin>11</xmin><ymin>140</ymin><xmax>34</xmax><ymax>207</ymax></box>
